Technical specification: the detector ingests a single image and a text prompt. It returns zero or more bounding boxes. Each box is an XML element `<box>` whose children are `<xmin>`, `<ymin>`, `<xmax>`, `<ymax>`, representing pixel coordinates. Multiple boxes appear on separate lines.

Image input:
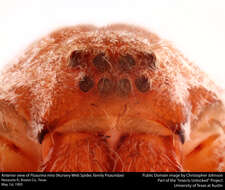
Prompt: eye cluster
<box><xmin>68</xmin><ymin>50</ymin><xmax>156</xmax><ymax>96</ymax></box>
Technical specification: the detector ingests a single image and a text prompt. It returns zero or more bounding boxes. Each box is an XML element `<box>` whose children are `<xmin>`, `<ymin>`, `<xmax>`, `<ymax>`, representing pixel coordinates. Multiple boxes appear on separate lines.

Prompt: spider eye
<box><xmin>135</xmin><ymin>75</ymin><xmax>150</xmax><ymax>93</ymax></box>
<box><xmin>97</xmin><ymin>78</ymin><xmax>113</xmax><ymax>95</ymax></box>
<box><xmin>93</xmin><ymin>53</ymin><xmax>110</xmax><ymax>72</ymax></box>
<box><xmin>69</xmin><ymin>50</ymin><xmax>88</xmax><ymax>68</ymax></box>
<box><xmin>79</xmin><ymin>76</ymin><xmax>94</xmax><ymax>92</ymax></box>
<box><xmin>140</xmin><ymin>52</ymin><xmax>157</xmax><ymax>70</ymax></box>
<box><xmin>118</xmin><ymin>54</ymin><xmax>135</xmax><ymax>72</ymax></box>
<box><xmin>117</xmin><ymin>78</ymin><xmax>131</xmax><ymax>96</ymax></box>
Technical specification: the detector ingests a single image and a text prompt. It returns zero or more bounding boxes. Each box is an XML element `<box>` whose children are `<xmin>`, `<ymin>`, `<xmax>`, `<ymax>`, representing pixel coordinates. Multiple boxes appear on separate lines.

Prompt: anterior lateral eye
<box><xmin>79</xmin><ymin>76</ymin><xmax>94</xmax><ymax>92</ymax></box>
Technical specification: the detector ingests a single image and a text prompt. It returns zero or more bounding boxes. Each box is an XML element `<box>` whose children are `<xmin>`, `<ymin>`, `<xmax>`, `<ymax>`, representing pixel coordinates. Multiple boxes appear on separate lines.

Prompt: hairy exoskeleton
<box><xmin>0</xmin><ymin>24</ymin><xmax>224</xmax><ymax>172</ymax></box>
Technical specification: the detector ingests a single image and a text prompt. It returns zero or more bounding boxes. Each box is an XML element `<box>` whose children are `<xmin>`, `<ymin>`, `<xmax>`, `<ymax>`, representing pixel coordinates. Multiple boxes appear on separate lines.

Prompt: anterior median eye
<box><xmin>97</xmin><ymin>78</ymin><xmax>113</xmax><ymax>95</ymax></box>
<box><xmin>117</xmin><ymin>78</ymin><xmax>131</xmax><ymax>96</ymax></box>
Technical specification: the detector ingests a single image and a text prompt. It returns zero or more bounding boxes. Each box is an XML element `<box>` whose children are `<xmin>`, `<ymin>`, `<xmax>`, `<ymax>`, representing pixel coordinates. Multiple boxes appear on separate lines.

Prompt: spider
<box><xmin>0</xmin><ymin>24</ymin><xmax>224</xmax><ymax>172</ymax></box>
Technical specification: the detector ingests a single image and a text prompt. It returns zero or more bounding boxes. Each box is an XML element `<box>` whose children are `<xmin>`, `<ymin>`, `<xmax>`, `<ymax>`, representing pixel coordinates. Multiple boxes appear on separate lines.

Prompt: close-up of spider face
<box><xmin>0</xmin><ymin>24</ymin><xmax>224</xmax><ymax>172</ymax></box>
